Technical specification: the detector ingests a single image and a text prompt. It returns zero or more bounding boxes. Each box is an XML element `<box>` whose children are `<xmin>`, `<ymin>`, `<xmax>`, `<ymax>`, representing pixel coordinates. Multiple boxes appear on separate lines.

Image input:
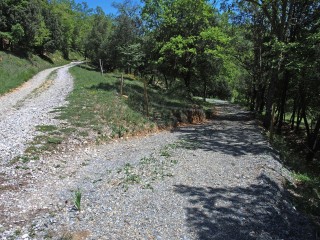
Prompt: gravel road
<box><xmin>0</xmin><ymin>62</ymin><xmax>80</xmax><ymax>163</ymax></box>
<box><xmin>0</xmin><ymin>98</ymin><xmax>316</xmax><ymax>239</ymax></box>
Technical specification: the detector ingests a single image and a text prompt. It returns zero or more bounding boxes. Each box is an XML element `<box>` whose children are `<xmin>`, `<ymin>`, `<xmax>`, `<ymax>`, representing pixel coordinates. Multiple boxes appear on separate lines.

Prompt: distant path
<box><xmin>0</xmin><ymin>100</ymin><xmax>316</xmax><ymax>239</ymax></box>
<box><xmin>0</xmin><ymin>62</ymin><xmax>80</xmax><ymax>163</ymax></box>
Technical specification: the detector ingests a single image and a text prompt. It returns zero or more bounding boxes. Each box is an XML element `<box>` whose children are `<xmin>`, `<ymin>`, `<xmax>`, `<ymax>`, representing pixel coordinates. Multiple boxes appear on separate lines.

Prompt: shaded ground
<box><xmin>0</xmin><ymin>101</ymin><xmax>316</xmax><ymax>239</ymax></box>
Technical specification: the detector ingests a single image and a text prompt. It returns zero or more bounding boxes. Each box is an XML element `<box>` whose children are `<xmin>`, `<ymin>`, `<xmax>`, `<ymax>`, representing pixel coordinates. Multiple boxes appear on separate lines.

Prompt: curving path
<box><xmin>0</xmin><ymin>62</ymin><xmax>80</xmax><ymax>163</ymax></box>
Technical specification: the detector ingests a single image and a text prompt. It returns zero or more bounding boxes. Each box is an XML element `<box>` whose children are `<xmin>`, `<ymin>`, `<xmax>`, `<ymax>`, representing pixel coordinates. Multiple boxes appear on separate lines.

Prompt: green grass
<box><xmin>0</xmin><ymin>51</ymin><xmax>81</xmax><ymax>95</ymax></box>
<box><xmin>60</xmin><ymin>65</ymin><xmax>153</xmax><ymax>138</ymax></box>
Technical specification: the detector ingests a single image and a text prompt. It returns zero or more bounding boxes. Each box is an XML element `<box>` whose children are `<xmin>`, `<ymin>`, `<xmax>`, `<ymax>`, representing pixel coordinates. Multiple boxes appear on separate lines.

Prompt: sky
<box><xmin>74</xmin><ymin>0</ymin><xmax>141</xmax><ymax>15</ymax></box>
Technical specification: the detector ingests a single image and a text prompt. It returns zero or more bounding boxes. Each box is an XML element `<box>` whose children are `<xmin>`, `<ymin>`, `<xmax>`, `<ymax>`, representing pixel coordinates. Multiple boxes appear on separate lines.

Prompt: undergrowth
<box><xmin>270</xmin><ymin>132</ymin><xmax>320</xmax><ymax>228</ymax></box>
<box><xmin>116</xmin><ymin>143</ymin><xmax>179</xmax><ymax>191</ymax></box>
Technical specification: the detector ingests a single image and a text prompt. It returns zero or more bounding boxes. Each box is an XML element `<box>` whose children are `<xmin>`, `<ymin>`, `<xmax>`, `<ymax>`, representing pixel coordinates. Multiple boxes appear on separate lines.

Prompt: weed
<box><xmin>160</xmin><ymin>147</ymin><xmax>171</xmax><ymax>157</ymax></box>
<box><xmin>167</xmin><ymin>143</ymin><xmax>178</xmax><ymax>149</ymax></box>
<box><xmin>28</xmin><ymin>224</ymin><xmax>36</xmax><ymax>237</ymax></box>
<box><xmin>59</xmin><ymin>127</ymin><xmax>77</xmax><ymax>134</ymax></box>
<box><xmin>12</xmin><ymin>154</ymin><xmax>37</xmax><ymax>164</ymax></box>
<box><xmin>124</xmin><ymin>163</ymin><xmax>133</xmax><ymax>174</ymax></box>
<box><xmin>293</xmin><ymin>172</ymin><xmax>313</xmax><ymax>183</ymax></box>
<box><xmin>125</xmin><ymin>174</ymin><xmax>141</xmax><ymax>184</ymax></box>
<box><xmin>142</xmin><ymin>183</ymin><xmax>154</xmax><ymax>190</ymax></box>
<box><xmin>15</xmin><ymin>165</ymin><xmax>30</xmax><ymax>170</ymax></box>
<box><xmin>36</xmin><ymin>125</ymin><xmax>58</xmax><ymax>132</ymax></box>
<box><xmin>14</xmin><ymin>229</ymin><xmax>21</xmax><ymax>236</ymax></box>
<box><xmin>170</xmin><ymin>159</ymin><xmax>178</xmax><ymax>165</ymax></box>
<box><xmin>74</xmin><ymin>189</ymin><xmax>82</xmax><ymax>211</ymax></box>
<box><xmin>47</xmin><ymin>137</ymin><xmax>62</xmax><ymax>144</ymax></box>
<box><xmin>140</xmin><ymin>156</ymin><xmax>157</xmax><ymax>165</ymax></box>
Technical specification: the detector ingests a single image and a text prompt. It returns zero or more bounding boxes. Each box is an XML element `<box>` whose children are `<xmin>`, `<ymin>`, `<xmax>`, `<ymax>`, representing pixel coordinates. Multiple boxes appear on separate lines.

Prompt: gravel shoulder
<box><xmin>0</xmin><ymin>62</ymin><xmax>80</xmax><ymax>163</ymax></box>
<box><xmin>0</xmin><ymin>100</ymin><xmax>316</xmax><ymax>239</ymax></box>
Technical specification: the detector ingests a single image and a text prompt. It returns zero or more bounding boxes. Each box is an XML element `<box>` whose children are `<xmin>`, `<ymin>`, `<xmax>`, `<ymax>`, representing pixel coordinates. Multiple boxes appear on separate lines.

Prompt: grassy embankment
<box><xmin>0</xmin><ymin>51</ymin><xmax>81</xmax><ymax>95</ymax></box>
<box><xmin>17</xmin><ymin>64</ymin><xmax>213</xmax><ymax>163</ymax></box>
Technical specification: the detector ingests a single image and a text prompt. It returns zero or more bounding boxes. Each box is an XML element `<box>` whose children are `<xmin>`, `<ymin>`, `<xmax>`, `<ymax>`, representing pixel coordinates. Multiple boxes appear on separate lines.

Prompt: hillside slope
<box><xmin>0</xmin><ymin>51</ymin><xmax>80</xmax><ymax>95</ymax></box>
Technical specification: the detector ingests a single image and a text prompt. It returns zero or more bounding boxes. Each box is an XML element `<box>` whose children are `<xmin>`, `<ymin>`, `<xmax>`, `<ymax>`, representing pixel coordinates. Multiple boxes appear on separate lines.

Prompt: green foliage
<box><xmin>84</xmin><ymin>7</ymin><xmax>112</xmax><ymax>64</ymax></box>
<box><xmin>11</xmin><ymin>24</ymin><xmax>24</xmax><ymax>44</ymax></box>
<box><xmin>141</xmin><ymin>0</ymin><xmax>234</xmax><ymax>98</ymax></box>
<box><xmin>293</xmin><ymin>173</ymin><xmax>313</xmax><ymax>184</ymax></box>
<box><xmin>0</xmin><ymin>0</ymin><xmax>93</xmax><ymax>56</ymax></box>
<box><xmin>74</xmin><ymin>189</ymin><xmax>82</xmax><ymax>211</ymax></box>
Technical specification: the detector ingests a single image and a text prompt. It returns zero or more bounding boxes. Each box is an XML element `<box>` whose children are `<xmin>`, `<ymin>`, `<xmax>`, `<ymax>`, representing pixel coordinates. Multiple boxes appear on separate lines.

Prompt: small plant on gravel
<box><xmin>36</xmin><ymin>125</ymin><xmax>58</xmax><ymax>132</ymax></box>
<box><xmin>170</xmin><ymin>159</ymin><xmax>178</xmax><ymax>165</ymax></box>
<box><xmin>160</xmin><ymin>146</ymin><xmax>171</xmax><ymax>157</ymax></box>
<box><xmin>14</xmin><ymin>229</ymin><xmax>21</xmax><ymax>236</ymax></box>
<box><xmin>74</xmin><ymin>189</ymin><xmax>82</xmax><ymax>211</ymax></box>
<box><xmin>139</xmin><ymin>155</ymin><xmax>157</xmax><ymax>165</ymax></box>
<box><xmin>123</xmin><ymin>163</ymin><xmax>141</xmax><ymax>184</ymax></box>
<box><xmin>47</xmin><ymin>137</ymin><xmax>63</xmax><ymax>144</ymax></box>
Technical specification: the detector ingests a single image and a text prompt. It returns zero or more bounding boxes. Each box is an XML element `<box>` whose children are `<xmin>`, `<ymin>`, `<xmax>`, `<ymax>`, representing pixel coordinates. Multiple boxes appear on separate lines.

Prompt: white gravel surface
<box><xmin>0</xmin><ymin>62</ymin><xmax>80</xmax><ymax>163</ymax></box>
<box><xmin>0</xmin><ymin>99</ymin><xmax>316</xmax><ymax>239</ymax></box>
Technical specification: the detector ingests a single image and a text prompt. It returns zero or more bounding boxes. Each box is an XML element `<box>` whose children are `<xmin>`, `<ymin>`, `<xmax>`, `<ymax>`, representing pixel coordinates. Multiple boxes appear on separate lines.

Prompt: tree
<box><xmin>229</xmin><ymin>0</ymin><xmax>320</xmax><ymax>160</ymax></box>
<box><xmin>84</xmin><ymin>7</ymin><xmax>112</xmax><ymax>66</ymax></box>
<box><xmin>142</xmin><ymin>0</ymin><xmax>230</xmax><ymax>97</ymax></box>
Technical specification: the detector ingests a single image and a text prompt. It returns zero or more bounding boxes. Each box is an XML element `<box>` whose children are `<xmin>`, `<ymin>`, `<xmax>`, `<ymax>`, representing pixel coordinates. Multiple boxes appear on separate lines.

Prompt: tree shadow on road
<box><xmin>173</xmin><ymin>124</ymin><xmax>274</xmax><ymax>157</ymax></box>
<box><xmin>174</xmin><ymin>174</ymin><xmax>316</xmax><ymax>240</ymax></box>
<box><xmin>172</xmin><ymin>103</ymin><xmax>277</xmax><ymax>157</ymax></box>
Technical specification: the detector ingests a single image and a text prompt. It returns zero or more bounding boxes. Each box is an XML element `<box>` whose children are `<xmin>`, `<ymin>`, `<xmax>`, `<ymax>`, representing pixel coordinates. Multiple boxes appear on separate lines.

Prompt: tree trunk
<box><xmin>184</xmin><ymin>71</ymin><xmax>192</xmax><ymax>99</ymax></box>
<box><xmin>306</xmin><ymin>116</ymin><xmax>320</xmax><ymax>162</ymax></box>
<box><xmin>99</xmin><ymin>59</ymin><xmax>104</xmax><ymax>76</ymax></box>
<box><xmin>250</xmin><ymin>83</ymin><xmax>256</xmax><ymax>111</ymax></box>
<box><xmin>269</xmin><ymin>103</ymin><xmax>276</xmax><ymax>143</ymax></box>
<box><xmin>290</xmin><ymin>98</ymin><xmax>298</xmax><ymax>130</ymax></box>
<box><xmin>277</xmin><ymin>71</ymin><xmax>290</xmax><ymax>133</ymax></box>
<box><xmin>203</xmin><ymin>77</ymin><xmax>207</xmax><ymax>102</ymax></box>
<box><xmin>264</xmin><ymin>70</ymin><xmax>277</xmax><ymax>129</ymax></box>
<box><xmin>163</xmin><ymin>74</ymin><xmax>169</xmax><ymax>90</ymax></box>
<box><xmin>120</xmin><ymin>73</ymin><xmax>124</xmax><ymax>95</ymax></box>
<box><xmin>143</xmin><ymin>81</ymin><xmax>149</xmax><ymax>117</ymax></box>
